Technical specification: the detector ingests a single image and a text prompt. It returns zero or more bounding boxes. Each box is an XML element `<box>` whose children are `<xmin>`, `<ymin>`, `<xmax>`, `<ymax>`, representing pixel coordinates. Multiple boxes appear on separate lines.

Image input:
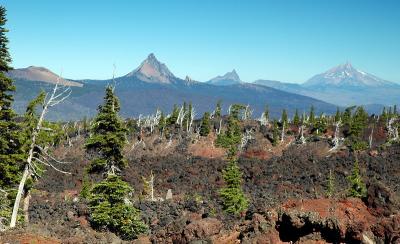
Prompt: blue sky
<box><xmin>1</xmin><ymin>0</ymin><xmax>400</xmax><ymax>83</ymax></box>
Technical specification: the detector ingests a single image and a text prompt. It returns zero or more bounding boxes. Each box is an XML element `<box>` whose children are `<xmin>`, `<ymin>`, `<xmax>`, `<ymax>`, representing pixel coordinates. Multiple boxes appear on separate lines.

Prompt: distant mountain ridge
<box><xmin>7</xmin><ymin>54</ymin><xmax>337</xmax><ymax>121</ymax></box>
<box><xmin>7</xmin><ymin>66</ymin><xmax>83</xmax><ymax>87</ymax></box>
<box><xmin>207</xmin><ymin>69</ymin><xmax>242</xmax><ymax>86</ymax></box>
<box><xmin>254</xmin><ymin>63</ymin><xmax>400</xmax><ymax>109</ymax></box>
<box><xmin>304</xmin><ymin>62</ymin><xmax>397</xmax><ymax>88</ymax></box>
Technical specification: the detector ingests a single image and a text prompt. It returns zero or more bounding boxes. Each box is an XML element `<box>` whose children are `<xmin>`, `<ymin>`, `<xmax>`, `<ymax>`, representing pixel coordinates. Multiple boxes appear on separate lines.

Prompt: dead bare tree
<box><xmin>298</xmin><ymin>125</ymin><xmax>306</xmax><ymax>144</ymax></box>
<box><xmin>259</xmin><ymin>112</ymin><xmax>268</xmax><ymax>126</ymax></box>
<box><xmin>369</xmin><ymin>127</ymin><xmax>374</xmax><ymax>149</ymax></box>
<box><xmin>387</xmin><ymin>117</ymin><xmax>399</xmax><ymax>142</ymax></box>
<box><xmin>329</xmin><ymin>121</ymin><xmax>343</xmax><ymax>152</ymax></box>
<box><xmin>10</xmin><ymin>76</ymin><xmax>72</xmax><ymax>228</ymax></box>
<box><xmin>240</xmin><ymin>129</ymin><xmax>254</xmax><ymax>151</ymax></box>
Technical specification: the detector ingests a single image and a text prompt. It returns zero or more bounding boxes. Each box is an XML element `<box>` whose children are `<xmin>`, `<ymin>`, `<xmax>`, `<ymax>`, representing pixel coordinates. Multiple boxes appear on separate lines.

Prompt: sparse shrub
<box><xmin>88</xmin><ymin>174</ymin><xmax>147</xmax><ymax>240</ymax></box>
<box><xmin>347</xmin><ymin>160</ymin><xmax>367</xmax><ymax>198</ymax></box>
<box><xmin>349</xmin><ymin>139</ymin><xmax>369</xmax><ymax>152</ymax></box>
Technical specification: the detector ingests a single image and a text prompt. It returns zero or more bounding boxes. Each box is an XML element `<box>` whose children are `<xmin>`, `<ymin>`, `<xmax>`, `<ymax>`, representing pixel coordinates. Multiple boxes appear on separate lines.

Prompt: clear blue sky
<box><xmin>1</xmin><ymin>0</ymin><xmax>399</xmax><ymax>83</ymax></box>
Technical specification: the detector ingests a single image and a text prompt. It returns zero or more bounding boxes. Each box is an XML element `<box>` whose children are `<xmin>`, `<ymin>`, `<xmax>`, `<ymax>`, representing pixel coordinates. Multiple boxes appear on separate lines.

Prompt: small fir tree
<box><xmin>335</xmin><ymin>107</ymin><xmax>341</xmax><ymax>122</ymax></box>
<box><xmin>309</xmin><ymin>105</ymin><xmax>315</xmax><ymax>125</ymax></box>
<box><xmin>215</xmin><ymin>100</ymin><xmax>222</xmax><ymax>118</ymax></box>
<box><xmin>199</xmin><ymin>112</ymin><xmax>211</xmax><ymax>136</ymax></box>
<box><xmin>347</xmin><ymin>160</ymin><xmax>367</xmax><ymax>198</ymax></box>
<box><xmin>264</xmin><ymin>105</ymin><xmax>269</xmax><ymax>123</ymax></box>
<box><xmin>85</xmin><ymin>86</ymin><xmax>127</xmax><ymax>173</ymax></box>
<box><xmin>293</xmin><ymin>109</ymin><xmax>300</xmax><ymax>126</ymax></box>
<box><xmin>281</xmin><ymin>109</ymin><xmax>288</xmax><ymax>127</ymax></box>
<box><xmin>350</xmin><ymin>106</ymin><xmax>368</xmax><ymax>137</ymax></box>
<box><xmin>271</xmin><ymin>120</ymin><xmax>280</xmax><ymax>146</ymax></box>
<box><xmin>88</xmin><ymin>174</ymin><xmax>148</xmax><ymax>240</ymax></box>
<box><xmin>219</xmin><ymin>146</ymin><xmax>248</xmax><ymax>215</ymax></box>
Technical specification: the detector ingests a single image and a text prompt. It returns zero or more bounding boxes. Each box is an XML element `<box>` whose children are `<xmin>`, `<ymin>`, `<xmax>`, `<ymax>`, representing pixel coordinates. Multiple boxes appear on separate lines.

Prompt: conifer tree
<box><xmin>347</xmin><ymin>160</ymin><xmax>367</xmax><ymax>198</ymax></box>
<box><xmin>281</xmin><ymin>109</ymin><xmax>288</xmax><ymax>127</ymax></box>
<box><xmin>215</xmin><ymin>100</ymin><xmax>222</xmax><ymax>118</ymax></box>
<box><xmin>350</xmin><ymin>106</ymin><xmax>368</xmax><ymax>137</ymax></box>
<box><xmin>264</xmin><ymin>105</ymin><xmax>269</xmax><ymax>123</ymax></box>
<box><xmin>335</xmin><ymin>107</ymin><xmax>341</xmax><ymax>122</ymax></box>
<box><xmin>158</xmin><ymin>111</ymin><xmax>166</xmax><ymax>136</ymax></box>
<box><xmin>85</xmin><ymin>86</ymin><xmax>127</xmax><ymax>173</ymax></box>
<box><xmin>219</xmin><ymin>141</ymin><xmax>248</xmax><ymax>215</ymax></box>
<box><xmin>271</xmin><ymin>120</ymin><xmax>280</xmax><ymax>146</ymax></box>
<box><xmin>0</xmin><ymin>6</ymin><xmax>24</xmax><ymax>190</ymax></box>
<box><xmin>309</xmin><ymin>105</ymin><xmax>315</xmax><ymax>125</ymax></box>
<box><xmin>216</xmin><ymin>105</ymin><xmax>242</xmax><ymax>148</ymax></box>
<box><xmin>394</xmin><ymin>105</ymin><xmax>397</xmax><ymax>116</ymax></box>
<box><xmin>168</xmin><ymin>104</ymin><xmax>179</xmax><ymax>125</ymax></box>
<box><xmin>293</xmin><ymin>109</ymin><xmax>300</xmax><ymax>126</ymax></box>
<box><xmin>88</xmin><ymin>174</ymin><xmax>148</xmax><ymax>239</ymax></box>
<box><xmin>199</xmin><ymin>112</ymin><xmax>210</xmax><ymax>136</ymax></box>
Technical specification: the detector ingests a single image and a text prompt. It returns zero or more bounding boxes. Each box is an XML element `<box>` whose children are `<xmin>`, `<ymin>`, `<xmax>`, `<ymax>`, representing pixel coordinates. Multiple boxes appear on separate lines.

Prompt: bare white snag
<box><xmin>10</xmin><ymin>75</ymin><xmax>72</xmax><ymax>228</ymax></box>
<box><xmin>240</xmin><ymin>129</ymin><xmax>254</xmax><ymax>151</ymax></box>
<box><xmin>259</xmin><ymin>112</ymin><xmax>268</xmax><ymax>126</ymax></box>
<box><xmin>388</xmin><ymin>117</ymin><xmax>399</xmax><ymax>142</ymax></box>
<box><xmin>298</xmin><ymin>125</ymin><xmax>306</xmax><ymax>144</ymax></box>
<box><xmin>369</xmin><ymin>127</ymin><xmax>374</xmax><ymax>149</ymax></box>
<box><xmin>281</xmin><ymin>123</ymin><xmax>285</xmax><ymax>143</ymax></box>
<box><xmin>329</xmin><ymin>121</ymin><xmax>343</xmax><ymax>152</ymax></box>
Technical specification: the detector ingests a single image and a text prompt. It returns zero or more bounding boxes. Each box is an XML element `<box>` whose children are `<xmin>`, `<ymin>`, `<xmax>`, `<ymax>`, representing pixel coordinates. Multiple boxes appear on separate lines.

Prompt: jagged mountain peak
<box><xmin>304</xmin><ymin>62</ymin><xmax>397</xmax><ymax>88</ymax></box>
<box><xmin>208</xmin><ymin>69</ymin><xmax>242</xmax><ymax>86</ymax></box>
<box><xmin>125</xmin><ymin>53</ymin><xmax>176</xmax><ymax>84</ymax></box>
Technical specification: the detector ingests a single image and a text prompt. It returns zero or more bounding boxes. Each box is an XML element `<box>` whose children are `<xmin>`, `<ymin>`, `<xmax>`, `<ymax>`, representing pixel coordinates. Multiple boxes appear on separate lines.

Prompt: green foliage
<box><xmin>167</xmin><ymin>104</ymin><xmax>179</xmax><ymax>125</ymax></box>
<box><xmin>347</xmin><ymin>160</ymin><xmax>367</xmax><ymax>198</ymax></box>
<box><xmin>349</xmin><ymin>139</ymin><xmax>369</xmax><ymax>152</ymax></box>
<box><xmin>380</xmin><ymin>107</ymin><xmax>388</xmax><ymax>123</ymax></box>
<box><xmin>215</xmin><ymin>100</ymin><xmax>222</xmax><ymax>117</ymax></box>
<box><xmin>80</xmin><ymin>173</ymin><xmax>91</xmax><ymax>199</ymax></box>
<box><xmin>88</xmin><ymin>175</ymin><xmax>148</xmax><ymax>240</ymax></box>
<box><xmin>308</xmin><ymin>105</ymin><xmax>315</xmax><ymax>125</ymax></box>
<box><xmin>264</xmin><ymin>105</ymin><xmax>269</xmax><ymax>123</ymax></box>
<box><xmin>158</xmin><ymin>111</ymin><xmax>166</xmax><ymax>134</ymax></box>
<box><xmin>326</xmin><ymin>169</ymin><xmax>335</xmax><ymax>198</ymax></box>
<box><xmin>342</xmin><ymin>106</ymin><xmax>356</xmax><ymax>126</ymax></box>
<box><xmin>293</xmin><ymin>109</ymin><xmax>300</xmax><ymax>126</ymax></box>
<box><xmin>271</xmin><ymin>120</ymin><xmax>280</xmax><ymax>146</ymax></box>
<box><xmin>349</xmin><ymin>106</ymin><xmax>368</xmax><ymax>137</ymax></box>
<box><xmin>229</xmin><ymin>104</ymin><xmax>246</xmax><ymax>120</ymax></box>
<box><xmin>216</xmin><ymin>112</ymin><xmax>241</xmax><ymax>148</ymax></box>
<box><xmin>199</xmin><ymin>112</ymin><xmax>211</xmax><ymax>136</ymax></box>
<box><xmin>219</xmin><ymin>152</ymin><xmax>248</xmax><ymax>215</ymax></box>
<box><xmin>0</xmin><ymin>6</ymin><xmax>25</xmax><ymax>189</ymax></box>
<box><xmin>85</xmin><ymin>86</ymin><xmax>127</xmax><ymax>173</ymax></box>
<box><xmin>281</xmin><ymin>109</ymin><xmax>288</xmax><ymax>127</ymax></box>
<box><xmin>313</xmin><ymin>114</ymin><xmax>327</xmax><ymax>135</ymax></box>
<box><xmin>335</xmin><ymin>107</ymin><xmax>341</xmax><ymax>122</ymax></box>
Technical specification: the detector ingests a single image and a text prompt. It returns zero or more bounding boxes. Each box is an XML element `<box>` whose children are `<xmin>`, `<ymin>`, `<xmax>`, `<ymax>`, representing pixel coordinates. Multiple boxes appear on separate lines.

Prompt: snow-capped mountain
<box><xmin>207</xmin><ymin>69</ymin><xmax>242</xmax><ymax>86</ymax></box>
<box><xmin>303</xmin><ymin>62</ymin><xmax>397</xmax><ymax>88</ymax></box>
<box><xmin>124</xmin><ymin>53</ymin><xmax>176</xmax><ymax>84</ymax></box>
<box><xmin>7</xmin><ymin>66</ymin><xmax>83</xmax><ymax>87</ymax></box>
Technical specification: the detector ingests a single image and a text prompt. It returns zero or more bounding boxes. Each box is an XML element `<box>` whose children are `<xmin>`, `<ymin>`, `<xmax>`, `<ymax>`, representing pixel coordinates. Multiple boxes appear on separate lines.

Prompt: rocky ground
<box><xmin>1</xmin><ymin>124</ymin><xmax>399</xmax><ymax>243</ymax></box>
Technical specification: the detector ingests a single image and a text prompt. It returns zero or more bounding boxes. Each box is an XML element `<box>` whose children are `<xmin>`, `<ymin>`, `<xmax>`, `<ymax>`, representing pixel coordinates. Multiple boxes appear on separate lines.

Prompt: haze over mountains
<box><xmin>7</xmin><ymin>53</ymin><xmax>399</xmax><ymax>120</ymax></box>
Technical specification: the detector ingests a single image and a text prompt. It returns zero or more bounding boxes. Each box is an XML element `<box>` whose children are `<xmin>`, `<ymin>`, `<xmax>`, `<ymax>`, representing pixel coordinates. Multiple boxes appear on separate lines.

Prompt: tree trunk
<box><xmin>23</xmin><ymin>191</ymin><xmax>31</xmax><ymax>224</ymax></box>
<box><xmin>10</xmin><ymin>165</ymin><xmax>30</xmax><ymax>228</ymax></box>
